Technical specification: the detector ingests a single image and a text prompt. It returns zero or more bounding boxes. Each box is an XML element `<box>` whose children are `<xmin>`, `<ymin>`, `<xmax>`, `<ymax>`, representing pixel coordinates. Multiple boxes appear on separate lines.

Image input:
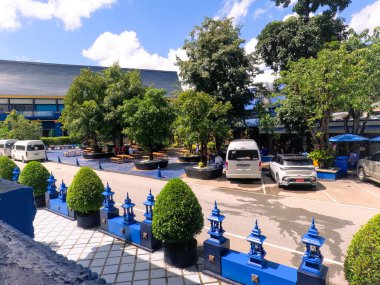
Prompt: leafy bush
<box><xmin>41</xmin><ymin>136</ymin><xmax>80</xmax><ymax>146</ymax></box>
<box><xmin>198</xmin><ymin>162</ymin><xmax>206</xmax><ymax>168</ymax></box>
<box><xmin>66</xmin><ymin>167</ymin><xmax>103</xmax><ymax>213</ymax></box>
<box><xmin>308</xmin><ymin>147</ymin><xmax>334</xmax><ymax>162</ymax></box>
<box><xmin>207</xmin><ymin>141</ymin><xmax>216</xmax><ymax>150</ymax></box>
<box><xmin>344</xmin><ymin>214</ymin><xmax>380</xmax><ymax>285</ymax></box>
<box><xmin>19</xmin><ymin>161</ymin><xmax>50</xmax><ymax>197</ymax></box>
<box><xmin>152</xmin><ymin>178</ymin><xmax>203</xmax><ymax>244</ymax></box>
<box><xmin>0</xmin><ymin>156</ymin><xmax>18</xmax><ymax>181</ymax></box>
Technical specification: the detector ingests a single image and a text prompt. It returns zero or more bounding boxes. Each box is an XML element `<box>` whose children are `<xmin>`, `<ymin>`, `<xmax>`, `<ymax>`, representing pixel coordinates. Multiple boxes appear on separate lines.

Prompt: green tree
<box><xmin>103</xmin><ymin>63</ymin><xmax>145</xmax><ymax>146</ymax></box>
<box><xmin>174</xmin><ymin>90</ymin><xmax>231</xmax><ymax>164</ymax></box>
<box><xmin>123</xmin><ymin>87</ymin><xmax>174</xmax><ymax>160</ymax></box>
<box><xmin>0</xmin><ymin>111</ymin><xmax>42</xmax><ymax>140</ymax></box>
<box><xmin>61</xmin><ymin>68</ymin><xmax>107</xmax><ymax>148</ymax></box>
<box><xmin>177</xmin><ymin>17</ymin><xmax>259</xmax><ymax>126</ymax></box>
<box><xmin>271</xmin><ymin>0</ymin><xmax>351</xmax><ymax>21</ymax></box>
<box><xmin>256</xmin><ymin>14</ymin><xmax>347</xmax><ymax>71</ymax></box>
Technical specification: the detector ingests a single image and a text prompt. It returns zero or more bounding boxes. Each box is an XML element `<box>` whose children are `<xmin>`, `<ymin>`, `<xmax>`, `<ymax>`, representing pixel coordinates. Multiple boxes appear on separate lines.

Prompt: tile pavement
<box><xmin>33</xmin><ymin>210</ymin><xmax>225</xmax><ymax>285</ymax></box>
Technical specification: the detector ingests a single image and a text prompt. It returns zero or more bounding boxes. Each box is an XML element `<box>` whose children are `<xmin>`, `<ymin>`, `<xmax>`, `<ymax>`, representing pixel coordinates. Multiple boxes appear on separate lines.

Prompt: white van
<box><xmin>0</xmin><ymin>139</ymin><xmax>18</xmax><ymax>157</ymax></box>
<box><xmin>11</xmin><ymin>140</ymin><xmax>47</xmax><ymax>162</ymax></box>
<box><xmin>226</xmin><ymin>139</ymin><xmax>262</xmax><ymax>179</ymax></box>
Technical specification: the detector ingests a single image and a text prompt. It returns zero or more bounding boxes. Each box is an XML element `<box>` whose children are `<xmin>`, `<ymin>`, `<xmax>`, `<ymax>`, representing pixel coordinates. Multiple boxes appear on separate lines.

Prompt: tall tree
<box><xmin>256</xmin><ymin>14</ymin><xmax>347</xmax><ymax>71</ymax></box>
<box><xmin>103</xmin><ymin>63</ymin><xmax>145</xmax><ymax>146</ymax></box>
<box><xmin>0</xmin><ymin>111</ymin><xmax>42</xmax><ymax>140</ymax></box>
<box><xmin>177</xmin><ymin>17</ymin><xmax>259</xmax><ymax>127</ymax></box>
<box><xmin>174</xmin><ymin>90</ymin><xmax>231</xmax><ymax>164</ymax></box>
<box><xmin>123</xmin><ymin>87</ymin><xmax>174</xmax><ymax>160</ymax></box>
<box><xmin>271</xmin><ymin>0</ymin><xmax>351</xmax><ymax>21</ymax></box>
<box><xmin>61</xmin><ymin>68</ymin><xmax>107</xmax><ymax>148</ymax></box>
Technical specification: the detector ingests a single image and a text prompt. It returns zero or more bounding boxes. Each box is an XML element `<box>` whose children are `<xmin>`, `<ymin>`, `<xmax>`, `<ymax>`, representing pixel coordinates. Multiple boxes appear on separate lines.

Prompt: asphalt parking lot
<box><xmin>16</xmin><ymin>161</ymin><xmax>380</xmax><ymax>285</ymax></box>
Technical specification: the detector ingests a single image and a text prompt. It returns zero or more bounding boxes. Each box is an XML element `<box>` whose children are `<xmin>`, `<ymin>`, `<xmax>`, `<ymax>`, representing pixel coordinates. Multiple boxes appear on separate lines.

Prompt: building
<box><xmin>0</xmin><ymin>60</ymin><xmax>179</xmax><ymax>137</ymax></box>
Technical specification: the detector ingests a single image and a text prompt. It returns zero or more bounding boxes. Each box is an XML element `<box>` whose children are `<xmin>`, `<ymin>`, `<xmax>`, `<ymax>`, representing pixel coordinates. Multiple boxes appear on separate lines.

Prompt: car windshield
<box><xmin>228</xmin><ymin>150</ymin><xmax>259</xmax><ymax>161</ymax></box>
<box><xmin>284</xmin><ymin>158</ymin><xmax>313</xmax><ymax>166</ymax></box>
<box><xmin>27</xmin><ymin>144</ymin><xmax>45</xmax><ymax>151</ymax></box>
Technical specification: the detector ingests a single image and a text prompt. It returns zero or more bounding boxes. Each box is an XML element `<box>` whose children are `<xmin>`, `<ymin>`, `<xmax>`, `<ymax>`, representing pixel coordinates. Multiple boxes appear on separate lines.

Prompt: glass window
<box><xmin>0</xmin><ymin>144</ymin><xmax>4</xmax><ymax>149</ymax></box>
<box><xmin>284</xmin><ymin>158</ymin><xmax>313</xmax><ymax>166</ymax></box>
<box><xmin>58</xmin><ymin>99</ymin><xmax>64</xmax><ymax>104</ymax></box>
<box><xmin>0</xmin><ymin>99</ymin><xmax>8</xmax><ymax>104</ymax></box>
<box><xmin>228</xmin><ymin>149</ymin><xmax>259</xmax><ymax>161</ymax></box>
<box><xmin>372</xmin><ymin>153</ymin><xmax>380</xmax><ymax>162</ymax></box>
<box><xmin>27</xmin><ymin>144</ymin><xmax>45</xmax><ymax>151</ymax></box>
<box><xmin>11</xmin><ymin>105</ymin><xmax>33</xmax><ymax>111</ymax></box>
<box><xmin>0</xmin><ymin>104</ymin><xmax>8</xmax><ymax>112</ymax></box>
<box><xmin>9</xmin><ymin>99</ymin><xmax>33</xmax><ymax>104</ymax></box>
<box><xmin>35</xmin><ymin>99</ymin><xmax>56</xmax><ymax>104</ymax></box>
<box><xmin>36</xmin><ymin>104</ymin><xmax>56</xmax><ymax>111</ymax></box>
<box><xmin>5</xmin><ymin>142</ymin><xmax>15</xmax><ymax>148</ymax></box>
<box><xmin>16</xmin><ymin>145</ymin><xmax>25</xmax><ymax>151</ymax></box>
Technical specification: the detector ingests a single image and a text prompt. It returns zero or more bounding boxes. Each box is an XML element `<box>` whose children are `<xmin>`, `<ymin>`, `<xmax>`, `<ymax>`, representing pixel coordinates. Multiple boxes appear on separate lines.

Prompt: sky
<box><xmin>0</xmin><ymin>0</ymin><xmax>379</xmax><ymax>86</ymax></box>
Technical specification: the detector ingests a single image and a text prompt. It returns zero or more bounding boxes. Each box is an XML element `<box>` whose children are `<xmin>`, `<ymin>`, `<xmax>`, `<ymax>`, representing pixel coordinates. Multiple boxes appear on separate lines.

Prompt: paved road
<box><xmin>17</xmin><ymin>161</ymin><xmax>380</xmax><ymax>285</ymax></box>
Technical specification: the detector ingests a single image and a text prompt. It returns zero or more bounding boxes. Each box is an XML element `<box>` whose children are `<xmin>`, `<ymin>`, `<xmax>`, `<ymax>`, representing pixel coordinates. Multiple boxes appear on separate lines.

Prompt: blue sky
<box><xmin>0</xmin><ymin>0</ymin><xmax>379</xmax><ymax>79</ymax></box>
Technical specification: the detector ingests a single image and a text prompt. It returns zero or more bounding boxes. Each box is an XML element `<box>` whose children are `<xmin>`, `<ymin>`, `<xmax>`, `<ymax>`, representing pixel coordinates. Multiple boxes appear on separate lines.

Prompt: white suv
<box><xmin>269</xmin><ymin>154</ymin><xmax>317</xmax><ymax>188</ymax></box>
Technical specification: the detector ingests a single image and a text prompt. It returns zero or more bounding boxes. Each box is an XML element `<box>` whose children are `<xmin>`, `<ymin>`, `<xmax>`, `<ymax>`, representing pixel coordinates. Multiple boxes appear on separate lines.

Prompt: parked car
<box><xmin>11</xmin><ymin>140</ymin><xmax>47</xmax><ymax>162</ymax></box>
<box><xmin>269</xmin><ymin>154</ymin><xmax>317</xmax><ymax>188</ymax></box>
<box><xmin>0</xmin><ymin>139</ymin><xmax>18</xmax><ymax>157</ymax></box>
<box><xmin>357</xmin><ymin>152</ymin><xmax>380</xmax><ymax>183</ymax></box>
<box><xmin>226</xmin><ymin>139</ymin><xmax>261</xmax><ymax>180</ymax></box>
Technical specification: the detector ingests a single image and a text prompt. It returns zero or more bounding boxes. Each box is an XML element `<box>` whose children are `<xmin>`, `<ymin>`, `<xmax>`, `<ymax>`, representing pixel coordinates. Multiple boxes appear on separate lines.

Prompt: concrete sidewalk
<box><xmin>34</xmin><ymin>209</ymin><xmax>223</xmax><ymax>285</ymax></box>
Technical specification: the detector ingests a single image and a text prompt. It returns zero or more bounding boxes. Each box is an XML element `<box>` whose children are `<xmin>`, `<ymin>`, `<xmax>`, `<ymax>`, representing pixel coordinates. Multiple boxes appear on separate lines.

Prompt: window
<box><xmin>228</xmin><ymin>149</ymin><xmax>259</xmax><ymax>161</ymax></box>
<box><xmin>372</xmin><ymin>153</ymin><xmax>380</xmax><ymax>162</ymax></box>
<box><xmin>11</xmin><ymin>105</ymin><xmax>33</xmax><ymax>111</ymax></box>
<box><xmin>5</xmin><ymin>142</ymin><xmax>15</xmax><ymax>148</ymax></box>
<box><xmin>0</xmin><ymin>144</ymin><xmax>4</xmax><ymax>149</ymax></box>
<box><xmin>16</xmin><ymin>145</ymin><xmax>25</xmax><ymax>151</ymax></box>
<box><xmin>0</xmin><ymin>104</ymin><xmax>8</xmax><ymax>112</ymax></box>
<box><xmin>27</xmin><ymin>144</ymin><xmax>45</xmax><ymax>151</ymax></box>
<box><xmin>284</xmin><ymin>158</ymin><xmax>313</xmax><ymax>166</ymax></box>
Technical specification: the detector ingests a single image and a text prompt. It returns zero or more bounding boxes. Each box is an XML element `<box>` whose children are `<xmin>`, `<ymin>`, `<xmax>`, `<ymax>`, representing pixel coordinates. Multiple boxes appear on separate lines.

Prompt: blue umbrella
<box><xmin>329</xmin><ymin>134</ymin><xmax>368</xmax><ymax>142</ymax></box>
<box><xmin>369</xmin><ymin>136</ymin><xmax>380</xmax><ymax>142</ymax></box>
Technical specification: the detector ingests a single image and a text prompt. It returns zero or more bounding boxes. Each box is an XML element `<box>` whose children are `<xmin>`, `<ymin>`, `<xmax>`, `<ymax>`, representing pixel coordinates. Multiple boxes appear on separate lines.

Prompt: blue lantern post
<box><xmin>121</xmin><ymin>193</ymin><xmax>136</xmax><ymax>225</ymax></box>
<box><xmin>45</xmin><ymin>172</ymin><xmax>58</xmax><ymax>208</ymax></box>
<box><xmin>203</xmin><ymin>201</ymin><xmax>230</xmax><ymax>276</ymax></box>
<box><xmin>246</xmin><ymin>220</ymin><xmax>267</xmax><ymax>269</ymax></box>
<box><xmin>58</xmin><ymin>180</ymin><xmax>67</xmax><ymax>202</ymax></box>
<box><xmin>297</xmin><ymin>218</ymin><xmax>328</xmax><ymax>285</ymax></box>
<box><xmin>140</xmin><ymin>189</ymin><xmax>162</xmax><ymax>251</ymax></box>
<box><xmin>99</xmin><ymin>182</ymin><xmax>119</xmax><ymax>231</ymax></box>
<box><xmin>12</xmin><ymin>166</ymin><xmax>20</xmax><ymax>182</ymax></box>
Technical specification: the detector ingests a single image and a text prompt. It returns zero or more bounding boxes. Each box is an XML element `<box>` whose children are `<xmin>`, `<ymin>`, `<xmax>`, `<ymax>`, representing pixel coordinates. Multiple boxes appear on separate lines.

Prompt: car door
<box><xmin>270</xmin><ymin>156</ymin><xmax>279</xmax><ymax>178</ymax></box>
<box><xmin>371</xmin><ymin>153</ymin><xmax>380</xmax><ymax>180</ymax></box>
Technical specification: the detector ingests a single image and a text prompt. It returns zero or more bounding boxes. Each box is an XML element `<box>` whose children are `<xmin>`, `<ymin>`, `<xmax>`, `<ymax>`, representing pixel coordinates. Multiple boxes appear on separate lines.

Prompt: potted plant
<box><xmin>66</xmin><ymin>167</ymin><xmax>103</xmax><ymax>229</ymax></box>
<box><xmin>308</xmin><ymin>147</ymin><xmax>334</xmax><ymax>169</ymax></box>
<box><xmin>152</xmin><ymin>178</ymin><xmax>204</xmax><ymax>268</ymax></box>
<box><xmin>0</xmin><ymin>156</ymin><xmax>18</xmax><ymax>181</ymax></box>
<box><xmin>19</xmin><ymin>161</ymin><xmax>50</xmax><ymax>207</ymax></box>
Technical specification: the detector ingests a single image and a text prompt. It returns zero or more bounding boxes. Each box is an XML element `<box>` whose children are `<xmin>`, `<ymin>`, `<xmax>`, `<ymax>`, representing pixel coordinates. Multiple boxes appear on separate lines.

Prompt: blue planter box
<box><xmin>108</xmin><ymin>216</ymin><xmax>141</xmax><ymax>244</ymax></box>
<box><xmin>316</xmin><ymin>168</ymin><xmax>340</xmax><ymax>181</ymax></box>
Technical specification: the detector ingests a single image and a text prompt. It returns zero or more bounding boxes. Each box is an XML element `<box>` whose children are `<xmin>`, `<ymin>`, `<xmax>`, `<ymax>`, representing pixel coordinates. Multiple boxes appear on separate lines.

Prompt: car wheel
<box><xmin>358</xmin><ymin>167</ymin><xmax>367</xmax><ymax>182</ymax></box>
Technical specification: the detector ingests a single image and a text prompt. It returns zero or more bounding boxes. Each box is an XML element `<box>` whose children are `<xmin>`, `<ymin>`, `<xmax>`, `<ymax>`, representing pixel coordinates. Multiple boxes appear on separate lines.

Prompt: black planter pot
<box><xmin>134</xmin><ymin>159</ymin><xmax>169</xmax><ymax>170</ymax></box>
<box><xmin>177</xmin><ymin>155</ymin><xmax>201</xmax><ymax>163</ymax></box>
<box><xmin>34</xmin><ymin>195</ymin><xmax>46</xmax><ymax>208</ymax></box>
<box><xmin>82</xmin><ymin>152</ymin><xmax>113</xmax><ymax>159</ymax></box>
<box><xmin>184</xmin><ymin>166</ymin><xmax>223</xmax><ymax>180</ymax></box>
<box><xmin>164</xmin><ymin>238</ymin><xmax>198</xmax><ymax>268</ymax></box>
<box><xmin>76</xmin><ymin>210</ymin><xmax>100</xmax><ymax>229</ymax></box>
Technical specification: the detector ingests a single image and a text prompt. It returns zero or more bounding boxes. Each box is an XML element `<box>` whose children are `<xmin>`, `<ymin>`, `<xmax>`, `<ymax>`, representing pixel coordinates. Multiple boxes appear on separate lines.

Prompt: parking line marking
<box><xmin>321</xmin><ymin>189</ymin><xmax>340</xmax><ymax>204</ymax></box>
<box><xmin>352</xmin><ymin>181</ymin><xmax>380</xmax><ymax>199</ymax></box>
<box><xmin>204</xmin><ymin>226</ymin><xmax>343</xmax><ymax>266</ymax></box>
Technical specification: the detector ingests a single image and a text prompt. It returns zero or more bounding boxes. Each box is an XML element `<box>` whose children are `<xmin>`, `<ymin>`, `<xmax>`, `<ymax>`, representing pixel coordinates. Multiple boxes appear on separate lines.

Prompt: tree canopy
<box><xmin>0</xmin><ymin>111</ymin><xmax>42</xmax><ymax>140</ymax></box>
<box><xmin>123</xmin><ymin>87</ymin><xmax>174</xmax><ymax>160</ymax></box>
<box><xmin>174</xmin><ymin>90</ymin><xmax>231</xmax><ymax>163</ymax></box>
<box><xmin>256</xmin><ymin>14</ymin><xmax>347</xmax><ymax>71</ymax></box>
<box><xmin>177</xmin><ymin>17</ymin><xmax>258</xmax><ymax>126</ymax></box>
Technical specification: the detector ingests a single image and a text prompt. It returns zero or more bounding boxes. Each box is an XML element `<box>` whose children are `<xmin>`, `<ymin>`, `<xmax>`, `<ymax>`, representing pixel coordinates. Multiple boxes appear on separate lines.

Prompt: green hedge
<box><xmin>41</xmin><ymin>136</ymin><xmax>80</xmax><ymax>146</ymax></box>
<box><xmin>152</xmin><ymin>178</ymin><xmax>203</xmax><ymax>244</ymax></box>
<box><xmin>19</xmin><ymin>161</ymin><xmax>50</xmax><ymax>197</ymax></box>
<box><xmin>344</xmin><ymin>213</ymin><xmax>380</xmax><ymax>285</ymax></box>
<box><xmin>0</xmin><ymin>156</ymin><xmax>18</xmax><ymax>181</ymax></box>
<box><xmin>66</xmin><ymin>167</ymin><xmax>103</xmax><ymax>213</ymax></box>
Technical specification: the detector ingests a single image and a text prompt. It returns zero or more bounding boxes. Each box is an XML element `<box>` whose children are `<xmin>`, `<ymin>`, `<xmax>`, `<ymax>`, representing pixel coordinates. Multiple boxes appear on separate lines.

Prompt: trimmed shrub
<box><xmin>19</xmin><ymin>161</ymin><xmax>50</xmax><ymax>197</ymax></box>
<box><xmin>152</xmin><ymin>178</ymin><xmax>203</xmax><ymax>244</ymax></box>
<box><xmin>0</xmin><ymin>156</ymin><xmax>18</xmax><ymax>181</ymax></box>
<box><xmin>66</xmin><ymin>167</ymin><xmax>103</xmax><ymax>213</ymax></box>
<box><xmin>344</xmin><ymin>213</ymin><xmax>380</xmax><ymax>285</ymax></box>
<box><xmin>41</xmin><ymin>136</ymin><xmax>80</xmax><ymax>147</ymax></box>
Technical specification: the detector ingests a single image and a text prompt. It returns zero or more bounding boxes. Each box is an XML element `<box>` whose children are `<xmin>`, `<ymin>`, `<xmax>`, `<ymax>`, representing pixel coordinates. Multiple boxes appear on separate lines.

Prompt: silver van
<box><xmin>226</xmin><ymin>139</ymin><xmax>262</xmax><ymax>179</ymax></box>
<box><xmin>11</xmin><ymin>140</ymin><xmax>47</xmax><ymax>162</ymax></box>
<box><xmin>0</xmin><ymin>139</ymin><xmax>18</xmax><ymax>157</ymax></box>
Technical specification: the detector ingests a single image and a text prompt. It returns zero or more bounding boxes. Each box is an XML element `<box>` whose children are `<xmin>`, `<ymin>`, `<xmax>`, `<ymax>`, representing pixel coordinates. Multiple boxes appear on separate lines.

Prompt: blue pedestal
<box><xmin>0</xmin><ymin>179</ymin><xmax>36</xmax><ymax>238</ymax></box>
<box><xmin>203</xmin><ymin>238</ymin><xmax>230</xmax><ymax>276</ymax></box>
<box><xmin>108</xmin><ymin>216</ymin><xmax>141</xmax><ymax>244</ymax></box>
<box><xmin>298</xmin><ymin>263</ymin><xmax>329</xmax><ymax>285</ymax></box>
<box><xmin>316</xmin><ymin>169</ymin><xmax>340</xmax><ymax>181</ymax></box>
<box><xmin>99</xmin><ymin>207</ymin><xmax>119</xmax><ymax>232</ymax></box>
<box><xmin>49</xmin><ymin>198</ymin><xmax>68</xmax><ymax>216</ymax></box>
<box><xmin>221</xmin><ymin>250</ymin><xmax>297</xmax><ymax>285</ymax></box>
<box><xmin>140</xmin><ymin>221</ymin><xmax>162</xmax><ymax>251</ymax></box>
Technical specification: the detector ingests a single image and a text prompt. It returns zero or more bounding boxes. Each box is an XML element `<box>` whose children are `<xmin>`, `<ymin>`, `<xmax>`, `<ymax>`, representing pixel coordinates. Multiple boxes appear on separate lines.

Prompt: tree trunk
<box><xmin>118</xmin><ymin>133</ymin><xmax>123</xmax><ymax>148</ymax></box>
<box><xmin>149</xmin><ymin>148</ymin><xmax>153</xmax><ymax>160</ymax></box>
<box><xmin>352</xmin><ymin>110</ymin><xmax>361</xmax><ymax>134</ymax></box>
<box><xmin>359</xmin><ymin>113</ymin><xmax>370</xmax><ymax>135</ymax></box>
<box><xmin>201</xmin><ymin>142</ymin><xmax>207</xmax><ymax>165</ymax></box>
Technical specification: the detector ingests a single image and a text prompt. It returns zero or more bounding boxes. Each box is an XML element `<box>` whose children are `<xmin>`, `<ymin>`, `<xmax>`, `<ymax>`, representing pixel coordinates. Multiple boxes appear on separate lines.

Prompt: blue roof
<box><xmin>329</xmin><ymin>134</ymin><xmax>368</xmax><ymax>142</ymax></box>
<box><xmin>0</xmin><ymin>60</ymin><xmax>179</xmax><ymax>97</ymax></box>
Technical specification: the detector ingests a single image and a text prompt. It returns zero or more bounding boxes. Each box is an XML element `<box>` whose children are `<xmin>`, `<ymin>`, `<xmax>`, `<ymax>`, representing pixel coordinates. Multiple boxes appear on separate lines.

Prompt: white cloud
<box><xmin>217</xmin><ymin>0</ymin><xmax>256</xmax><ymax>24</ymax></box>
<box><xmin>283</xmin><ymin>13</ymin><xmax>297</xmax><ymax>21</ymax></box>
<box><xmin>244</xmin><ymin>37</ymin><xmax>258</xmax><ymax>54</ymax></box>
<box><xmin>0</xmin><ymin>0</ymin><xmax>116</xmax><ymax>31</ymax></box>
<box><xmin>254</xmin><ymin>65</ymin><xmax>278</xmax><ymax>90</ymax></box>
<box><xmin>350</xmin><ymin>0</ymin><xmax>380</xmax><ymax>33</ymax></box>
<box><xmin>253</xmin><ymin>2</ymin><xmax>275</xmax><ymax>19</ymax></box>
<box><xmin>82</xmin><ymin>31</ymin><xmax>187</xmax><ymax>71</ymax></box>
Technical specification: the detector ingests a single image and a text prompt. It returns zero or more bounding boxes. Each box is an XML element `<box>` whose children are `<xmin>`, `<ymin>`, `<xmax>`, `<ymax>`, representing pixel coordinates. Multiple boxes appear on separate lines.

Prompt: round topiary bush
<box><xmin>152</xmin><ymin>178</ymin><xmax>204</xmax><ymax>244</ymax></box>
<box><xmin>66</xmin><ymin>167</ymin><xmax>103</xmax><ymax>214</ymax></box>
<box><xmin>19</xmin><ymin>161</ymin><xmax>50</xmax><ymax>197</ymax></box>
<box><xmin>344</xmin><ymin>213</ymin><xmax>380</xmax><ymax>285</ymax></box>
<box><xmin>0</xmin><ymin>156</ymin><xmax>17</xmax><ymax>181</ymax></box>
